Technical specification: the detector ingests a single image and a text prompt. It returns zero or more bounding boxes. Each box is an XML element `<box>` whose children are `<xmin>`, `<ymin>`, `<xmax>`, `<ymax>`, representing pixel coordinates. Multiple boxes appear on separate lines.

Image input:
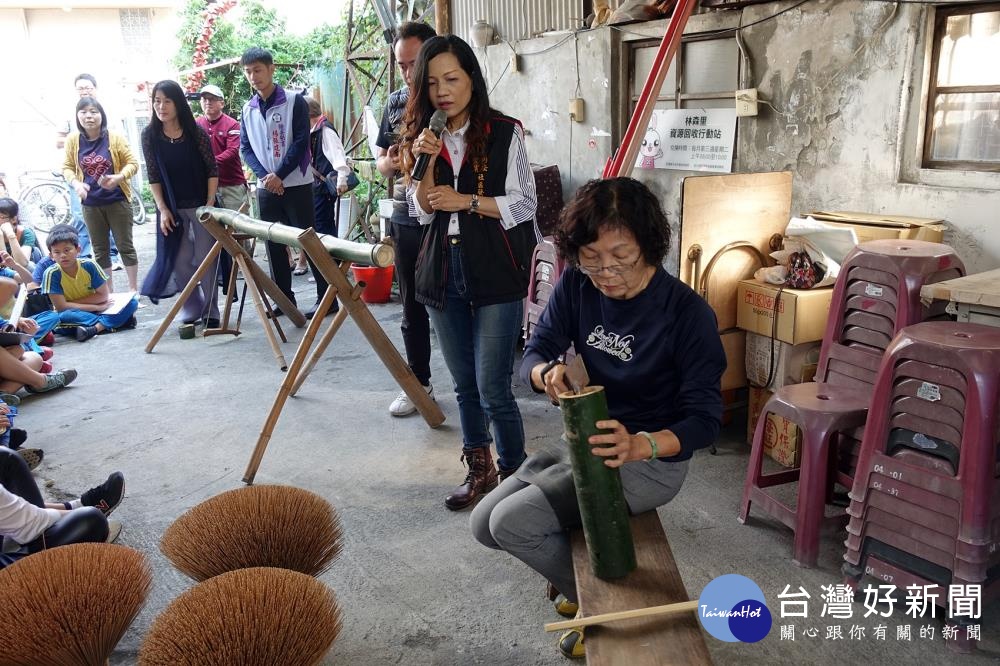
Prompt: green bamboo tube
<box><xmin>196</xmin><ymin>206</ymin><xmax>394</xmax><ymax>268</ymax></box>
<box><xmin>559</xmin><ymin>386</ymin><xmax>637</xmax><ymax>579</ymax></box>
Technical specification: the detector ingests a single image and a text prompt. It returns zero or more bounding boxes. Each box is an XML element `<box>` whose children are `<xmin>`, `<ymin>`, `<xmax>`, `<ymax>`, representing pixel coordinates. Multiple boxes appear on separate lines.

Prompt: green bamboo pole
<box><xmin>559</xmin><ymin>386</ymin><xmax>637</xmax><ymax>579</ymax></box>
<box><xmin>196</xmin><ymin>206</ymin><xmax>394</xmax><ymax>268</ymax></box>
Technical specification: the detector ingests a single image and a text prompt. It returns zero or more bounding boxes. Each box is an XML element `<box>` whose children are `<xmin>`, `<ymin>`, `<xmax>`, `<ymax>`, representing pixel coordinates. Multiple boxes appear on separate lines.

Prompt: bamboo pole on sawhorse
<box><xmin>242</xmin><ymin>262</ymin><xmax>338</xmax><ymax>483</ymax></box>
<box><xmin>234</xmin><ymin>252</ymin><xmax>288</xmax><ymax>371</ymax></box>
<box><xmin>242</xmin><ymin>227</ymin><xmax>445</xmax><ymax>484</ymax></box>
<box><xmin>144</xmin><ymin>241</ymin><xmax>223</xmax><ymax>353</ymax></box>
<box><xmin>199</xmin><ymin>215</ymin><xmax>307</xmax><ymax>329</ymax></box>
<box><xmin>204</xmin><ymin>234</ymin><xmax>254</xmax><ymax>338</ymax></box>
<box><xmin>297</xmin><ymin>229</ymin><xmax>444</xmax><ymax>428</ymax></box>
<box><xmin>289</xmin><ymin>269</ymin><xmax>356</xmax><ymax>396</ymax></box>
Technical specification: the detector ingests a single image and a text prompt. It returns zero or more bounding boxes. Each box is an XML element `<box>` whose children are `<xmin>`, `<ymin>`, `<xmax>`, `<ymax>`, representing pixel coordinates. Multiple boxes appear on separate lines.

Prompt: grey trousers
<box><xmin>217</xmin><ymin>184</ymin><xmax>249</xmax><ymax>213</ymax></box>
<box><xmin>470</xmin><ymin>457</ymin><xmax>689</xmax><ymax>604</ymax></box>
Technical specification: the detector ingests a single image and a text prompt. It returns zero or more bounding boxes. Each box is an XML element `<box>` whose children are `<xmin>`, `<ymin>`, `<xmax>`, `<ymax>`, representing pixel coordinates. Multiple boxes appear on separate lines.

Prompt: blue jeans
<box><xmin>428</xmin><ymin>243</ymin><xmax>526</xmax><ymax>472</ymax></box>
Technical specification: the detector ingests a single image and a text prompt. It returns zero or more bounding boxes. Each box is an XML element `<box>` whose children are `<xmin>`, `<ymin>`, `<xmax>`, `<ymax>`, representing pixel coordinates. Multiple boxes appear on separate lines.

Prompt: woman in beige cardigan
<box><xmin>62</xmin><ymin>96</ymin><xmax>139</xmax><ymax>291</ymax></box>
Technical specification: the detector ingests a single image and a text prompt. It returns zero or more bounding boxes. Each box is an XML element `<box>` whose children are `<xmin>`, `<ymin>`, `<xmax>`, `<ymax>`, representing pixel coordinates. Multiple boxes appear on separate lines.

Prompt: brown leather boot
<box><xmin>445</xmin><ymin>448</ymin><xmax>498</xmax><ymax>511</ymax></box>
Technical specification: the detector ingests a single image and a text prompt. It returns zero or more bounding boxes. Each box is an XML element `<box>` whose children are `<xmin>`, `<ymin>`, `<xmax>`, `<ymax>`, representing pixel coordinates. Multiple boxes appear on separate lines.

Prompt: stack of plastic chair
<box><xmin>843</xmin><ymin>322</ymin><xmax>1000</xmax><ymax>645</ymax></box>
<box><xmin>522</xmin><ymin>238</ymin><xmax>566</xmax><ymax>344</ymax></box>
<box><xmin>739</xmin><ymin>240</ymin><xmax>965</xmax><ymax>567</ymax></box>
<box><xmin>829</xmin><ymin>240</ymin><xmax>964</xmax><ymax>480</ymax></box>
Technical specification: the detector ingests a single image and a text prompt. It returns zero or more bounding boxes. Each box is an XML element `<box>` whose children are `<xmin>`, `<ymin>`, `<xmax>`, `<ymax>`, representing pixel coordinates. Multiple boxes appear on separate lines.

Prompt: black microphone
<box><xmin>412</xmin><ymin>109</ymin><xmax>448</xmax><ymax>182</ymax></box>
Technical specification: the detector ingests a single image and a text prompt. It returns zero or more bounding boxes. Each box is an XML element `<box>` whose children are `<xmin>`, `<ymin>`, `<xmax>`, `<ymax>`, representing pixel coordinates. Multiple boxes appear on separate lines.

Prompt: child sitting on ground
<box><xmin>0</xmin><ymin>259</ymin><xmax>59</xmax><ymax>355</ymax></box>
<box><xmin>0</xmin><ymin>447</ymin><xmax>125</xmax><ymax>568</ymax></box>
<box><xmin>0</xmin><ymin>198</ymin><xmax>42</xmax><ymax>269</ymax></box>
<box><xmin>41</xmin><ymin>226</ymin><xmax>137</xmax><ymax>342</ymax></box>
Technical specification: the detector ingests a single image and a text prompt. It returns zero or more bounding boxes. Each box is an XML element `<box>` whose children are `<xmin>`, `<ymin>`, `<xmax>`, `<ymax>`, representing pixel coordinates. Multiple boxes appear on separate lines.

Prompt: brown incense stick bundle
<box><xmin>559</xmin><ymin>385</ymin><xmax>637</xmax><ymax>579</ymax></box>
<box><xmin>161</xmin><ymin>485</ymin><xmax>343</xmax><ymax>581</ymax></box>
<box><xmin>140</xmin><ymin>567</ymin><xmax>342</xmax><ymax>666</ymax></box>
<box><xmin>0</xmin><ymin>543</ymin><xmax>151</xmax><ymax>666</ymax></box>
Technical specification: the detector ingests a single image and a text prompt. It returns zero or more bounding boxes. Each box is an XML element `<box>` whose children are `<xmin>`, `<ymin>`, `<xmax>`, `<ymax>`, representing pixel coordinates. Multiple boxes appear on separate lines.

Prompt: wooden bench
<box><xmin>571</xmin><ymin>511</ymin><xmax>712</xmax><ymax>665</ymax></box>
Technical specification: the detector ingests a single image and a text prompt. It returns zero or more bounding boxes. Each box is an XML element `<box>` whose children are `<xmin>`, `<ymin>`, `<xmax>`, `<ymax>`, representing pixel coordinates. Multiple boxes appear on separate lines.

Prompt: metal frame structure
<box><xmin>335</xmin><ymin>0</ymin><xmax>437</xmax><ymax>242</ymax></box>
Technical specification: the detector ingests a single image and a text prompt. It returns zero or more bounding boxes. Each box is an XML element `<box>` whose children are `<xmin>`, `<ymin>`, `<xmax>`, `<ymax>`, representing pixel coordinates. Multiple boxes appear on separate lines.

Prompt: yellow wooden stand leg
<box><xmin>235</xmin><ymin>254</ymin><xmax>288</xmax><ymax>371</ymax></box>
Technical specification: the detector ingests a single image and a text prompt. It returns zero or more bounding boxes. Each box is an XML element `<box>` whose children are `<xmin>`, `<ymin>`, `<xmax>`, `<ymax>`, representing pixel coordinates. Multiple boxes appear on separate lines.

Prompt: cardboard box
<box><xmin>736</xmin><ymin>280</ymin><xmax>834</xmax><ymax>345</ymax></box>
<box><xmin>807</xmin><ymin>211</ymin><xmax>947</xmax><ymax>244</ymax></box>
<box><xmin>747</xmin><ymin>386</ymin><xmax>802</xmax><ymax>468</ymax></box>
<box><xmin>745</xmin><ymin>333</ymin><xmax>820</xmax><ymax>391</ymax></box>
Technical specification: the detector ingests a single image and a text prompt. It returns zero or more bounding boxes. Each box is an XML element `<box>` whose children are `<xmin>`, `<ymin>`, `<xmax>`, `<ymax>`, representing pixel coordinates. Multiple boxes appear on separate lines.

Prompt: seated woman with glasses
<box><xmin>470</xmin><ymin>176</ymin><xmax>726</xmax><ymax>659</ymax></box>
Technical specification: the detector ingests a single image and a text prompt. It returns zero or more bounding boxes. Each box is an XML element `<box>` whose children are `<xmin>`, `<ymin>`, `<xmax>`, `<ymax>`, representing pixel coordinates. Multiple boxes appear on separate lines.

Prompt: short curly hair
<box><xmin>554</xmin><ymin>177</ymin><xmax>671</xmax><ymax>268</ymax></box>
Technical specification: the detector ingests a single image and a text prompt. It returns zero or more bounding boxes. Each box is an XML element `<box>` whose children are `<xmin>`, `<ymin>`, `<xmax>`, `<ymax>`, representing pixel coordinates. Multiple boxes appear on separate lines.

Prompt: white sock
<box><xmin>68</xmin><ymin>499</ymin><xmax>83</xmax><ymax>509</ymax></box>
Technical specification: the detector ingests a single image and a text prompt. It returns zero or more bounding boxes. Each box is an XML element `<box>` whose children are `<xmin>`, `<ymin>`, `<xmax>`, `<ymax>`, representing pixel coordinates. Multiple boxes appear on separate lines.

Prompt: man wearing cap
<box><xmin>196</xmin><ymin>84</ymin><xmax>248</xmax><ymax>213</ymax></box>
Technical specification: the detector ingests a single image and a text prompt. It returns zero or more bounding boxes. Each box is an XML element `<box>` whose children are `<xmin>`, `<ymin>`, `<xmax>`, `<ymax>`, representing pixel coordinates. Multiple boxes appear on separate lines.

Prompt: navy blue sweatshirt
<box><xmin>521</xmin><ymin>267</ymin><xmax>726</xmax><ymax>461</ymax></box>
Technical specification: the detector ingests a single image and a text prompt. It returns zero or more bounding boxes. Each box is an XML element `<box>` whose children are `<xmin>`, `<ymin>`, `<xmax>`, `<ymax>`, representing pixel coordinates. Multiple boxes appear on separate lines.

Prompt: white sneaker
<box><xmin>111</xmin><ymin>259</ymin><xmax>124</xmax><ymax>271</ymax></box>
<box><xmin>389</xmin><ymin>384</ymin><xmax>434</xmax><ymax>417</ymax></box>
<box><xmin>105</xmin><ymin>519</ymin><xmax>123</xmax><ymax>544</ymax></box>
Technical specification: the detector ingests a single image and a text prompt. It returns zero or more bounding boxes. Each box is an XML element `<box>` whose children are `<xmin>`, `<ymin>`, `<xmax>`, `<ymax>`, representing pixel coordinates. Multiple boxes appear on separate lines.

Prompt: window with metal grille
<box><xmin>119</xmin><ymin>8</ymin><xmax>152</xmax><ymax>57</ymax></box>
<box><xmin>628</xmin><ymin>36</ymin><xmax>738</xmax><ymax>113</ymax></box>
<box><xmin>923</xmin><ymin>4</ymin><xmax>1000</xmax><ymax>171</ymax></box>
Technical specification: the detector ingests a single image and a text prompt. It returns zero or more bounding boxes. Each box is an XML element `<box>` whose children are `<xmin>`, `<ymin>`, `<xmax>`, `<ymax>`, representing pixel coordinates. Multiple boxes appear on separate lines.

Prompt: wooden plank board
<box><xmin>679</xmin><ymin>171</ymin><xmax>792</xmax><ymax>331</ymax></box>
<box><xmin>920</xmin><ymin>268</ymin><xmax>1000</xmax><ymax>309</ymax></box>
<box><xmin>572</xmin><ymin>511</ymin><xmax>713</xmax><ymax>666</ymax></box>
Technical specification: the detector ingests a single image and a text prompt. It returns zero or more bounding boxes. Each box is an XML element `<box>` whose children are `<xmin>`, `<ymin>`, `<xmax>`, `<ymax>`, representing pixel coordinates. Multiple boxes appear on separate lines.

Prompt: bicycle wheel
<box><xmin>19</xmin><ymin>183</ymin><xmax>71</xmax><ymax>233</ymax></box>
<box><xmin>130</xmin><ymin>190</ymin><xmax>146</xmax><ymax>225</ymax></box>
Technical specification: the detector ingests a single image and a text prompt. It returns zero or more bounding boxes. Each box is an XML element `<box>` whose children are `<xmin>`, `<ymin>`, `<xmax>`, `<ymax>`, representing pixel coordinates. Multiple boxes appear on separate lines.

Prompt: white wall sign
<box><xmin>634</xmin><ymin>108</ymin><xmax>737</xmax><ymax>173</ymax></box>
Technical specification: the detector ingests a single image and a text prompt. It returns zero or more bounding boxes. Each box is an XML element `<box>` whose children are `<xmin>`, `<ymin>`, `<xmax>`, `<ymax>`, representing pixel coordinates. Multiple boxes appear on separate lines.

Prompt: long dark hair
<box><xmin>74</xmin><ymin>96</ymin><xmax>108</xmax><ymax>135</ymax></box>
<box><xmin>555</xmin><ymin>178</ymin><xmax>671</xmax><ymax>268</ymax></box>
<box><xmin>148</xmin><ymin>80</ymin><xmax>199</xmax><ymax>140</ymax></box>
<box><xmin>402</xmin><ymin>35</ymin><xmax>492</xmax><ymax>165</ymax></box>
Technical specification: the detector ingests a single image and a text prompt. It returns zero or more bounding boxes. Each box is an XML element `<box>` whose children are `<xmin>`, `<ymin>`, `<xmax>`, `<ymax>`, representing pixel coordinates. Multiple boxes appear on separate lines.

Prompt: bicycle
<box><xmin>16</xmin><ymin>170</ymin><xmax>146</xmax><ymax>233</ymax></box>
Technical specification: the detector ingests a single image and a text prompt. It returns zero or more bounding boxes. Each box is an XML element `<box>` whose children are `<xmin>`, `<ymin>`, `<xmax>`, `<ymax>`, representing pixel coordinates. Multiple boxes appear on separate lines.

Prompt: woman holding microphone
<box><xmin>405</xmin><ymin>35</ymin><xmax>539</xmax><ymax>511</ymax></box>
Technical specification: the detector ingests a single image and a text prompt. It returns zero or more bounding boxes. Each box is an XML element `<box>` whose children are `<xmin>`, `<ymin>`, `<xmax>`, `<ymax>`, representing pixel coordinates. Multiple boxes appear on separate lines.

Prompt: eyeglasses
<box><xmin>76</xmin><ymin>86</ymin><xmax>95</xmax><ymax>94</ymax></box>
<box><xmin>577</xmin><ymin>255</ymin><xmax>642</xmax><ymax>276</ymax></box>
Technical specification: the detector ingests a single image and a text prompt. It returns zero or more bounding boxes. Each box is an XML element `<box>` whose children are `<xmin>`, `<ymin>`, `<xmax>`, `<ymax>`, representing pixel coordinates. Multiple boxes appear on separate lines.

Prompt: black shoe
<box><xmin>76</xmin><ymin>325</ymin><xmax>99</xmax><ymax>342</ymax></box>
<box><xmin>267</xmin><ymin>307</ymin><xmax>285</xmax><ymax>319</ymax></box>
<box><xmin>81</xmin><ymin>471</ymin><xmax>125</xmax><ymax>516</ymax></box>
<box><xmin>204</xmin><ymin>318</ymin><xmax>221</xmax><ymax>329</ymax></box>
<box><xmin>120</xmin><ymin>316</ymin><xmax>138</xmax><ymax>330</ymax></box>
<box><xmin>181</xmin><ymin>317</ymin><xmax>202</xmax><ymax>325</ymax></box>
<box><xmin>303</xmin><ymin>304</ymin><xmax>318</xmax><ymax>320</ymax></box>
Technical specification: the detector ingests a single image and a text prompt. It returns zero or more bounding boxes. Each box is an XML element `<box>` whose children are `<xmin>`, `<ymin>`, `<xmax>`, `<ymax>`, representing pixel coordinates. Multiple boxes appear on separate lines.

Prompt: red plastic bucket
<box><xmin>352</xmin><ymin>265</ymin><xmax>395</xmax><ymax>303</ymax></box>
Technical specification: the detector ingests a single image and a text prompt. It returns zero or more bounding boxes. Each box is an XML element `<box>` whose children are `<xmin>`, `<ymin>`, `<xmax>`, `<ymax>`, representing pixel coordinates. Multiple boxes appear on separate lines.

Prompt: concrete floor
<box><xmin>22</xmin><ymin>224</ymin><xmax>998</xmax><ymax>664</ymax></box>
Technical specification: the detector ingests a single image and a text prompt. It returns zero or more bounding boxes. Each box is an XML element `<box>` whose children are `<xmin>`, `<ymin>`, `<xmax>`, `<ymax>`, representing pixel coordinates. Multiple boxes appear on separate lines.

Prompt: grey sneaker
<box><xmin>25</xmin><ymin>368</ymin><xmax>78</xmax><ymax>394</ymax></box>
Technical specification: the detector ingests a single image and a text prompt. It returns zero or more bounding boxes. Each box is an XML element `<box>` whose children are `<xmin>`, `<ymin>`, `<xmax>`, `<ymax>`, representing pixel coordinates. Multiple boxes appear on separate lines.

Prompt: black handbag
<box><xmin>22</xmin><ymin>290</ymin><xmax>53</xmax><ymax>317</ymax></box>
<box><xmin>324</xmin><ymin>170</ymin><xmax>360</xmax><ymax>197</ymax></box>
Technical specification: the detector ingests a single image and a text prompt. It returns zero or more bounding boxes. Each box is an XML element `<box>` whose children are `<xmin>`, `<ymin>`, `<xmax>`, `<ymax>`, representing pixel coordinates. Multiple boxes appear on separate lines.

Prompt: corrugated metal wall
<box><xmin>452</xmin><ymin>0</ymin><xmax>587</xmax><ymax>43</ymax></box>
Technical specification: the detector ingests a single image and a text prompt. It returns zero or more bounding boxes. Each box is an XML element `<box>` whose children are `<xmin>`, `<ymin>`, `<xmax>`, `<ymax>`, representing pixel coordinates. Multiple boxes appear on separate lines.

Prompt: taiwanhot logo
<box><xmin>697</xmin><ymin>574</ymin><xmax>772</xmax><ymax>643</ymax></box>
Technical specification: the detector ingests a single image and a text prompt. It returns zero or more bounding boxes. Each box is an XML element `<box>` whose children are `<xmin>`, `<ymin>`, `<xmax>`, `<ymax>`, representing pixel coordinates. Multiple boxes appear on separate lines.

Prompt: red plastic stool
<box><xmin>739</xmin><ymin>382</ymin><xmax>870</xmax><ymax>566</ymax></box>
